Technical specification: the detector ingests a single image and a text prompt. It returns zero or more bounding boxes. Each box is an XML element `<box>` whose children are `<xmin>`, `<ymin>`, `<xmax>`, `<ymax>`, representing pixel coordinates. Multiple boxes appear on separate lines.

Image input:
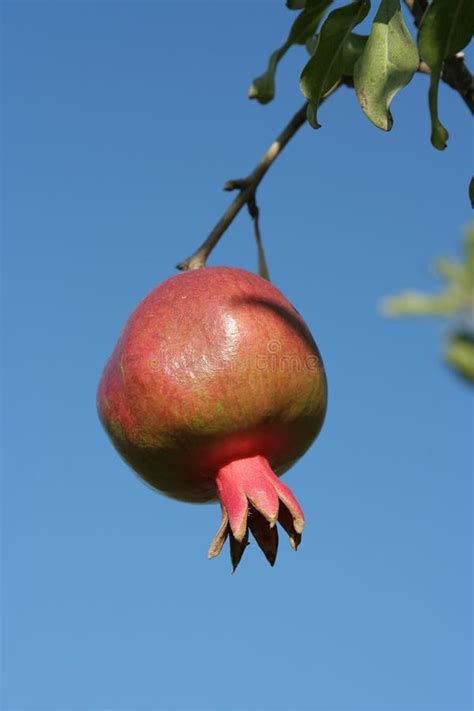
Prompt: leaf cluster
<box><xmin>249</xmin><ymin>0</ymin><xmax>474</xmax><ymax>150</ymax></box>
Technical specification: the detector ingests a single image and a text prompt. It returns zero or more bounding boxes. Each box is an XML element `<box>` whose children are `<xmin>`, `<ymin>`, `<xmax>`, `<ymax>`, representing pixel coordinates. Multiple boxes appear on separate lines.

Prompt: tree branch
<box><xmin>442</xmin><ymin>55</ymin><xmax>474</xmax><ymax>113</ymax></box>
<box><xmin>176</xmin><ymin>84</ymin><xmax>341</xmax><ymax>271</ymax></box>
<box><xmin>177</xmin><ymin>2</ymin><xmax>473</xmax><ymax>272</ymax></box>
<box><xmin>404</xmin><ymin>0</ymin><xmax>474</xmax><ymax>113</ymax></box>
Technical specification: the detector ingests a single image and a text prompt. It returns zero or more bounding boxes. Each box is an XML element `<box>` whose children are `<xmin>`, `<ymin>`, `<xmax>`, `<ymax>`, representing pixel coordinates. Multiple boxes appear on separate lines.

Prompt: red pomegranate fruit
<box><xmin>97</xmin><ymin>266</ymin><xmax>327</xmax><ymax>570</ymax></box>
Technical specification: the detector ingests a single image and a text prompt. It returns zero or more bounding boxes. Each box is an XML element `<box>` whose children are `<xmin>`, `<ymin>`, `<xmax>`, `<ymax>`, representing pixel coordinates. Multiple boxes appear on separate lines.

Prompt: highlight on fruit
<box><xmin>97</xmin><ymin>266</ymin><xmax>327</xmax><ymax>570</ymax></box>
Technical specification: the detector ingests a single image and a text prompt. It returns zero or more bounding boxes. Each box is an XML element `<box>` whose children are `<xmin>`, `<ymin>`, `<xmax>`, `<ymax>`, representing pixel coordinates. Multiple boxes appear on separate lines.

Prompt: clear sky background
<box><xmin>2</xmin><ymin>2</ymin><xmax>472</xmax><ymax>710</ymax></box>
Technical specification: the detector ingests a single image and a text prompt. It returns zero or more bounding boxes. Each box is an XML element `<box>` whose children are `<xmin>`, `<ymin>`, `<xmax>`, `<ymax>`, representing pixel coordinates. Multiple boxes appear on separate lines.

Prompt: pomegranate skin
<box><xmin>97</xmin><ymin>266</ymin><xmax>327</xmax><ymax>504</ymax></box>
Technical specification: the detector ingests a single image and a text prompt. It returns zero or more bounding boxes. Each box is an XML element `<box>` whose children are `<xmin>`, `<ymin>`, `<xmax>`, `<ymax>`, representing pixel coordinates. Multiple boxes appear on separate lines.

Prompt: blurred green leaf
<box><xmin>384</xmin><ymin>224</ymin><xmax>474</xmax><ymax>316</ymax></box>
<box><xmin>249</xmin><ymin>0</ymin><xmax>332</xmax><ymax>104</ymax></box>
<box><xmin>445</xmin><ymin>331</ymin><xmax>474</xmax><ymax>383</ymax></box>
<box><xmin>353</xmin><ymin>0</ymin><xmax>418</xmax><ymax>131</ymax></box>
<box><xmin>434</xmin><ymin>257</ymin><xmax>465</xmax><ymax>285</ymax></box>
<box><xmin>382</xmin><ymin>291</ymin><xmax>459</xmax><ymax>316</ymax></box>
<box><xmin>300</xmin><ymin>0</ymin><xmax>370</xmax><ymax>128</ymax></box>
<box><xmin>383</xmin><ymin>224</ymin><xmax>474</xmax><ymax>386</ymax></box>
<box><xmin>465</xmin><ymin>224</ymin><xmax>474</xmax><ymax>283</ymax></box>
<box><xmin>342</xmin><ymin>33</ymin><xmax>368</xmax><ymax>74</ymax></box>
<box><xmin>469</xmin><ymin>176</ymin><xmax>474</xmax><ymax>208</ymax></box>
<box><xmin>418</xmin><ymin>0</ymin><xmax>474</xmax><ymax>150</ymax></box>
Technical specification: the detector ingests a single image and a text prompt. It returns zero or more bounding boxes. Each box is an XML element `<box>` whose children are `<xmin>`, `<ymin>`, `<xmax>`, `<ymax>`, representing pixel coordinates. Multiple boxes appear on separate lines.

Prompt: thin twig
<box><xmin>176</xmin><ymin>105</ymin><xmax>307</xmax><ymax>271</ymax></box>
<box><xmin>176</xmin><ymin>84</ymin><xmax>341</xmax><ymax>271</ymax></box>
<box><xmin>404</xmin><ymin>0</ymin><xmax>474</xmax><ymax>113</ymax></box>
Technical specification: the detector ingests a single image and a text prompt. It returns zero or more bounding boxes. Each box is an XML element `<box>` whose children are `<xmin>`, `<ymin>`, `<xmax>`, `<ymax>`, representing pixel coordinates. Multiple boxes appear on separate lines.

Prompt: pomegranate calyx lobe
<box><xmin>209</xmin><ymin>454</ymin><xmax>305</xmax><ymax>571</ymax></box>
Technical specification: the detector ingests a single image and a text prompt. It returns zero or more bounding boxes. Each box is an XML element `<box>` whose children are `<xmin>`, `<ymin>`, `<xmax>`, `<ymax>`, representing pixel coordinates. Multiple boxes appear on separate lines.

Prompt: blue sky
<box><xmin>2</xmin><ymin>2</ymin><xmax>472</xmax><ymax>710</ymax></box>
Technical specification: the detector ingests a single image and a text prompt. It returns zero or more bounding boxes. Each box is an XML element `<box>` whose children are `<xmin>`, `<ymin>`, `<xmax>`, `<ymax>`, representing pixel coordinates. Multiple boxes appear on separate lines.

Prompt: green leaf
<box><xmin>300</xmin><ymin>0</ymin><xmax>371</xmax><ymax>128</ymax></box>
<box><xmin>249</xmin><ymin>0</ymin><xmax>332</xmax><ymax>104</ymax></box>
<box><xmin>342</xmin><ymin>32</ymin><xmax>368</xmax><ymax>74</ymax></box>
<box><xmin>307</xmin><ymin>25</ymin><xmax>368</xmax><ymax>64</ymax></box>
<box><xmin>288</xmin><ymin>0</ymin><xmax>332</xmax><ymax>45</ymax></box>
<box><xmin>445</xmin><ymin>331</ymin><xmax>474</xmax><ymax>384</ymax></box>
<box><xmin>305</xmin><ymin>34</ymin><xmax>320</xmax><ymax>55</ymax></box>
<box><xmin>353</xmin><ymin>0</ymin><xmax>418</xmax><ymax>131</ymax></box>
<box><xmin>287</xmin><ymin>0</ymin><xmax>307</xmax><ymax>9</ymax></box>
<box><xmin>418</xmin><ymin>0</ymin><xmax>474</xmax><ymax>150</ymax></box>
<box><xmin>469</xmin><ymin>177</ymin><xmax>474</xmax><ymax>208</ymax></box>
<box><xmin>248</xmin><ymin>47</ymin><xmax>287</xmax><ymax>105</ymax></box>
<box><xmin>382</xmin><ymin>291</ymin><xmax>460</xmax><ymax>317</ymax></box>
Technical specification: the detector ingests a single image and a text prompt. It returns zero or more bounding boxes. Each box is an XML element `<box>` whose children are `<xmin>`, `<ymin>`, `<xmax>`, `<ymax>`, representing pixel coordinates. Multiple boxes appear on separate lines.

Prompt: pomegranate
<box><xmin>97</xmin><ymin>266</ymin><xmax>327</xmax><ymax>569</ymax></box>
